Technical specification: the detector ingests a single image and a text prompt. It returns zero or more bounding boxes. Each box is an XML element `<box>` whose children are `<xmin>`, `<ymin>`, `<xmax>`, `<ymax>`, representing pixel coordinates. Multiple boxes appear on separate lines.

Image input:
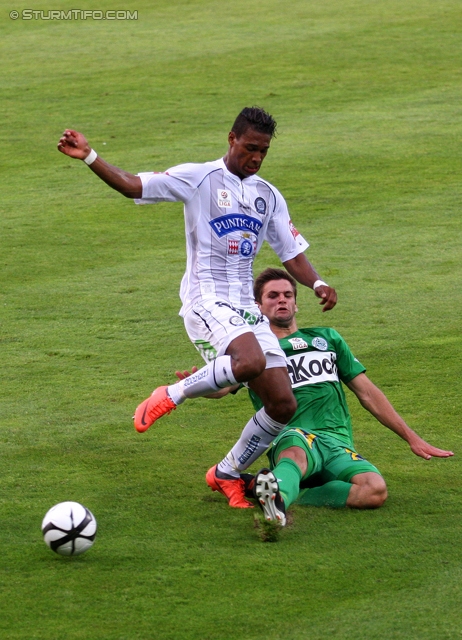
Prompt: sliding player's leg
<box><xmin>297</xmin><ymin>437</ymin><xmax>385</xmax><ymax>509</ymax></box>
<box><xmin>251</xmin><ymin>430</ymin><xmax>312</xmax><ymax>525</ymax></box>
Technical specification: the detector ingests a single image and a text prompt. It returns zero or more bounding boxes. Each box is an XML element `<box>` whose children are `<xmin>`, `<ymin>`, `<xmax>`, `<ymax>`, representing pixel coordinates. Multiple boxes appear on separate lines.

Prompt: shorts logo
<box><xmin>215</xmin><ymin>301</ymin><xmax>261</xmax><ymax>325</ymax></box>
<box><xmin>229</xmin><ymin>315</ymin><xmax>246</xmax><ymax>326</ymax></box>
<box><xmin>217</xmin><ymin>189</ymin><xmax>232</xmax><ymax>208</ymax></box>
<box><xmin>288</xmin><ymin>337</ymin><xmax>308</xmax><ymax>351</ymax></box>
<box><xmin>311</xmin><ymin>337</ymin><xmax>328</xmax><ymax>351</ymax></box>
<box><xmin>293</xmin><ymin>428</ymin><xmax>317</xmax><ymax>448</ymax></box>
<box><xmin>210</xmin><ymin>214</ymin><xmax>263</xmax><ymax>238</ymax></box>
<box><xmin>254</xmin><ymin>197</ymin><xmax>267</xmax><ymax>215</ymax></box>
<box><xmin>345</xmin><ymin>448</ymin><xmax>365</xmax><ymax>461</ymax></box>
<box><xmin>289</xmin><ymin>220</ymin><xmax>300</xmax><ymax>239</ymax></box>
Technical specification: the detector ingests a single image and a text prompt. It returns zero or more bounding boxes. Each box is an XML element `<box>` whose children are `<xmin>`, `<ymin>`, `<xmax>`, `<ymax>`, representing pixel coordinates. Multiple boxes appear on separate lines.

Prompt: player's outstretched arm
<box><xmin>57</xmin><ymin>129</ymin><xmax>142</xmax><ymax>199</ymax></box>
<box><xmin>347</xmin><ymin>373</ymin><xmax>454</xmax><ymax>460</ymax></box>
<box><xmin>283</xmin><ymin>253</ymin><xmax>337</xmax><ymax>311</ymax></box>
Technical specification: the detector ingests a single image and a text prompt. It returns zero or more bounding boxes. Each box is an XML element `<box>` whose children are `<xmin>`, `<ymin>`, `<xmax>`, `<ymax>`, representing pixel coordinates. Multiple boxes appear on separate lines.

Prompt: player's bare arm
<box><xmin>283</xmin><ymin>253</ymin><xmax>337</xmax><ymax>311</ymax></box>
<box><xmin>57</xmin><ymin>129</ymin><xmax>142</xmax><ymax>199</ymax></box>
<box><xmin>347</xmin><ymin>373</ymin><xmax>454</xmax><ymax>460</ymax></box>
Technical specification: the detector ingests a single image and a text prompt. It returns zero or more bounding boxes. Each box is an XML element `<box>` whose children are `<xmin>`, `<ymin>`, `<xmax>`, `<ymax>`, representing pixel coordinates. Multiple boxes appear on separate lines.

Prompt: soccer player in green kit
<box><xmin>248</xmin><ymin>268</ymin><xmax>453</xmax><ymax>525</ymax></box>
<box><xmin>177</xmin><ymin>267</ymin><xmax>453</xmax><ymax>524</ymax></box>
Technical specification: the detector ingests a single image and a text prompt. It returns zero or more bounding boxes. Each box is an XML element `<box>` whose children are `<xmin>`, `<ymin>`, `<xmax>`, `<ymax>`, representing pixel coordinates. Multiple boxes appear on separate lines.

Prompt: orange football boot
<box><xmin>134</xmin><ymin>386</ymin><xmax>177</xmax><ymax>433</ymax></box>
<box><xmin>206</xmin><ymin>465</ymin><xmax>254</xmax><ymax>509</ymax></box>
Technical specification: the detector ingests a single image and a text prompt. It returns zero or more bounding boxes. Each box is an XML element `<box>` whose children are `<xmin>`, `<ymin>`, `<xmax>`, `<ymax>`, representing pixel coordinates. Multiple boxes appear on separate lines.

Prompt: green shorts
<box><xmin>267</xmin><ymin>427</ymin><xmax>381</xmax><ymax>486</ymax></box>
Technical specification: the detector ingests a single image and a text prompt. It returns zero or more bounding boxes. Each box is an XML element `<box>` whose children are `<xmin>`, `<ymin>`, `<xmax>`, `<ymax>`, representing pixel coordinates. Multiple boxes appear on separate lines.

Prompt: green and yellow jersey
<box><xmin>249</xmin><ymin>327</ymin><xmax>366</xmax><ymax>447</ymax></box>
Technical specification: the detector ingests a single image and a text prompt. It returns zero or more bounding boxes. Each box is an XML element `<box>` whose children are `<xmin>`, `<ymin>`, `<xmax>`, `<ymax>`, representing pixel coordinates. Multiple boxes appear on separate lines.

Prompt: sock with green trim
<box><xmin>296</xmin><ymin>481</ymin><xmax>351</xmax><ymax>508</ymax></box>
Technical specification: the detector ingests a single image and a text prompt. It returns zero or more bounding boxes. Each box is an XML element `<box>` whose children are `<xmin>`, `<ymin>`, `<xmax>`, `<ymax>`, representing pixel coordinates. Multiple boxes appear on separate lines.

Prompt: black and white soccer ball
<box><xmin>42</xmin><ymin>501</ymin><xmax>97</xmax><ymax>556</ymax></box>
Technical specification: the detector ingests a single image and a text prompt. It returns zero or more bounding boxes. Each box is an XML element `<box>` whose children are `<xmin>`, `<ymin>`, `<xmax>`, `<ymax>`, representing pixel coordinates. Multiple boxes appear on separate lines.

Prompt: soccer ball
<box><xmin>42</xmin><ymin>501</ymin><xmax>97</xmax><ymax>556</ymax></box>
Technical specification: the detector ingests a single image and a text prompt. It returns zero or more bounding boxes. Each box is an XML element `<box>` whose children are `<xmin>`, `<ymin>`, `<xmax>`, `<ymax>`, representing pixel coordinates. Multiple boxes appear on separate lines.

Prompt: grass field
<box><xmin>1</xmin><ymin>0</ymin><xmax>461</xmax><ymax>638</ymax></box>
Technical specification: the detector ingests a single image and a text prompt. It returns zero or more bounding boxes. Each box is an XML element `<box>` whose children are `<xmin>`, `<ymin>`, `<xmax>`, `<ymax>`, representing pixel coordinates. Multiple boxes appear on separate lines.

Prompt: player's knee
<box><xmin>264</xmin><ymin>393</ymin><xmax>297</xmax><ymax>424</ymax></box>
<box><xmin>277</xmin><ymin>446</ymin><xmax>308</xmax><ymax>476</ymax></box>
<box><xmin>365</xmin><ymin>478</ymin><xmax>388</xmax><ymax>508</ymax></box>
<box><xmin>282</xmin><ymin>394</ymin><xmax>298</xmax><ymax>422</ymax></box>
<box><xmin>226</xmin><ymin>333</ymin><xmax>267</xmax><ymax>381</ymax></box>
<box><xmin>233</xmin><ymin>352</ymin><xmax>266</xmax><ymax>381</ymax></box>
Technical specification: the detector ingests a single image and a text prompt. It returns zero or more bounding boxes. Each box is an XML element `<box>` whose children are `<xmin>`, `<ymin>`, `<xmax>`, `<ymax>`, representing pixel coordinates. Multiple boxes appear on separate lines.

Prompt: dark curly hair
<box><xmin>231</xmin><ymin>106</ymin><xmax>277</xmax><ymax>139</ymax></box>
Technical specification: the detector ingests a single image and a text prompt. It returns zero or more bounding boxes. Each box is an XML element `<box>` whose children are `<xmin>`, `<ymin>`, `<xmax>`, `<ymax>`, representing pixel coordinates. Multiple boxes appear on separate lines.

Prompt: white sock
<box><xmin>167</xmin><ymin>355</ymin><xmax>237</xmax><ymax>405</ymax></box>
<box><xmin>217</xmin><ymin>408</ymin><xmax>286</xmax><ymax>477</ymax></box>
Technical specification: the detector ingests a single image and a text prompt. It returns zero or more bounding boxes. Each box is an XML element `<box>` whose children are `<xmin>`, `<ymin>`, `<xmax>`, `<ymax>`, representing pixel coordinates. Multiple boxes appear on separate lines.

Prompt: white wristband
<box><xmin>313</xmin><ymin>279</ymin><xmax>328</xmax><ymax>290</ymax></box>
<box><xmin>84</xmin><ymin>149</ymin><xmax>97</xmax><ymax>165</ymax></box>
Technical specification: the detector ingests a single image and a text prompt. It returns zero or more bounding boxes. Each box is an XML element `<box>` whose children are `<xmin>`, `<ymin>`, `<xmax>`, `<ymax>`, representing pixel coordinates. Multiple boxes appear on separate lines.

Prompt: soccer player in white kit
<box><xmin>58</xmin><ymin>107</ymin><xmax>337</xmax><ymax>508</ymax></box>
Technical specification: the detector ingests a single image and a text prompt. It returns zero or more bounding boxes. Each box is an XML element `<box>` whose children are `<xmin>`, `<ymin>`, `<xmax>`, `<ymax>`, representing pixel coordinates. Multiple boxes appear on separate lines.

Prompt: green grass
<box><xmin>1</xmin><ymin>0</ymin><xmax>461</xmax><ymax>638</ymax></box>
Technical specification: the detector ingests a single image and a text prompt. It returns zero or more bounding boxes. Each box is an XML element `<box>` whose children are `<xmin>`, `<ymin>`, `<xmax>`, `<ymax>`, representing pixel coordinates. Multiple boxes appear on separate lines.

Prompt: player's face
<box><xmin>225</xmin><ymin>129</ymin><xmax>271</xmax><ymax>179</ymax></box>
<box><xmin>258</xmin><ymin>279</ymin><xmax>297</xmax><ymax>328</ymax></box>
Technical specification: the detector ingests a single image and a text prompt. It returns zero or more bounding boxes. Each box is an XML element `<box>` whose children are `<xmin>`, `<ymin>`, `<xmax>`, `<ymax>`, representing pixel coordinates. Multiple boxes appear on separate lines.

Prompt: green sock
<box><xmin>296</xmin><ymin>481</ymin><xmax>351</xmax><ymax>508</ymax></box>
<box><xmin>272</xmin><ymin>458</ymin><xmax>302</xmax><ymax>508</ymax></box>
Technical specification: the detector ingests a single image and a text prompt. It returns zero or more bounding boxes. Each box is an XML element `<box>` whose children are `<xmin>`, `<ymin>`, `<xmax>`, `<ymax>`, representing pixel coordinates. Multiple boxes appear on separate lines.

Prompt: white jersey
<box><xmin>135</xmin><ymin>158</ymin><xmax>309</xmax><ymax>315</ymax></box>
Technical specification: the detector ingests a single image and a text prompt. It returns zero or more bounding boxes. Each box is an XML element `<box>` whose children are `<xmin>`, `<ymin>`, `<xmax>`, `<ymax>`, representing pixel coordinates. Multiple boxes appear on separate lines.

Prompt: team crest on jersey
<box><xmin>217</xmin><ymin>189</ymin><xmax>232</xmax><ymax>208</ymax></box>
<box><xmin>288</xmin><ymin>337</ymin><xmax>308</xmax><ymax>351</ymax></box>
<box><xmin>254</xmin><ymin>197</ymin><xmax>267</xmax><ymax>215</ymax></box>
<box><xmin>311</xmin><ymin>337</ymin><xmax>328</xmax><ymax>351</ymax></box>
<box><xmin>228</xmin><ymin>239</ymin><xmax>239</xmax><ymax>255</ymax></box>
<box><xmin>227</xmin><ymin>234</ymin><xmax>257</xmax><ymax>257</ymax></box>
<box><xmin>240</xmin><ymin>238</ymin><xmax>253</xmax><ymax>256</ymax></box>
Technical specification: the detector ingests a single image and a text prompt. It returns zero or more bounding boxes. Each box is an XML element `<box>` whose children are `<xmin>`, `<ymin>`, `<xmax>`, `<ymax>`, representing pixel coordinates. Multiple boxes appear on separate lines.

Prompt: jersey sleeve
<box><xmin>134</xmin><ymin>163</ymin><xmax>201</xmax><ymax>205</ymax></box>
<box><xmin>329</xmin><ymin>329</ymin><xmax>366</xmax><ymax>383</ymax></box>
<box><xmin>263</xmin><ymin>187</ymin><xmax>309</xmax><ymax>261</ymax></box>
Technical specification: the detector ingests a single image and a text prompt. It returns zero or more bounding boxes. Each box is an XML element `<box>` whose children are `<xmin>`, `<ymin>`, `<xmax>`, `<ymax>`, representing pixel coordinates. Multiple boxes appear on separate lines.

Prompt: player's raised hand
<box><xmin>57</xmin><ymin>129</ymin><xmax>91</xmax><ymax>160</ymax></box>
<box><xmin>175</xmin><ymin>366</ymin><xmax>198</xmax><ymax>381</ymax></box>
<box><xmin>314</xmin><ymin>285</ymin><xmax>337</xmax><ymax>312</ymax></box>
<box><xmin>410</xmin><ymin>438</ymin><xmax>454</xmax><ymax>460</ymax></box>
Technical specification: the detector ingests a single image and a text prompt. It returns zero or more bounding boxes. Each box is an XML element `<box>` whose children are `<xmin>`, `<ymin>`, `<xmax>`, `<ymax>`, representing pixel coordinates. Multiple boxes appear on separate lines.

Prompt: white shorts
<box><xmin>183</xmin><ymin>297</ymin><xmax>286</xmax><ymax>369</ymax></box>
